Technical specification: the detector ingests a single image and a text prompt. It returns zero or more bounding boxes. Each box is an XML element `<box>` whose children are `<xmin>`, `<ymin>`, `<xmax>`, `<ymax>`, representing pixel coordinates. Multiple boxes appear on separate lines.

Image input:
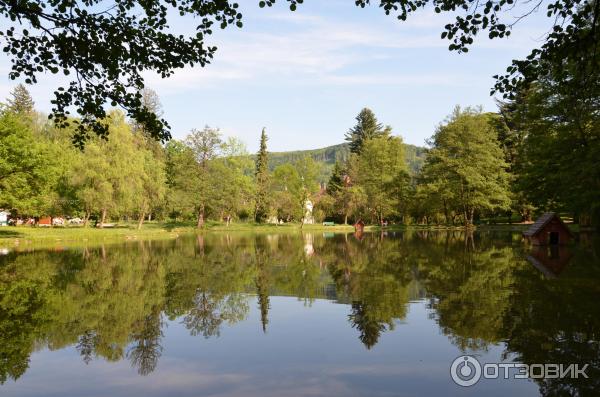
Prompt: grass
<box><xmin>0</xmin><ymin>221</ymin><xmax>365</xmax><ymax>249</ymax></box>
<box><xmin>0</xmin><ymin>221</ymin><xmax>350</xmax><ymax>248</ymax></box>
<box><xmin>0</xmin><ymin>219</ymin><xmax>551</xmax><ymax>250</ymax></box>
<box><xmin>0</xmin><ymin>222</ymin><xmax>188</xmax><ymax>249</ymax></box>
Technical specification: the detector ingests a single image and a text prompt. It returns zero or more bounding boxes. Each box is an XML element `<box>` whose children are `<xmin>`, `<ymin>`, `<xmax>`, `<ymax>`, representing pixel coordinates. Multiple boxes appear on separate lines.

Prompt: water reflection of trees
<box><xmin>321</xmin><ymin>233</ymin><xmax>417</xmax><ymax>349</ymax></box>
<box><xmin>415</xmin><ymin>231</ymin><xmax>600</xmax><ymax>396</ymax></box>
<box><xmin>0</xmin><ymin>232</ymin><xmax>599</xmax><ymax>396</ymax></box>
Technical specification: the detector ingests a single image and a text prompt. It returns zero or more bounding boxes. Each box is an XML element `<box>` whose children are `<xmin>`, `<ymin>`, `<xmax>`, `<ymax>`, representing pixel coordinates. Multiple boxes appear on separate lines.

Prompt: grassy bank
<box><xmin>0</xmin><ymin>221</ymin><xmax>357</xmax><ymax>249</ymax></box>
<box><xmin>0</xmin><ymin>223</ymin><xmax>189</xmax><ymax>250</ymax></box>
<box><xmin>0</xmin><ymin>221</ymin><xmax>547</xmax><ymax>250</ymax></box>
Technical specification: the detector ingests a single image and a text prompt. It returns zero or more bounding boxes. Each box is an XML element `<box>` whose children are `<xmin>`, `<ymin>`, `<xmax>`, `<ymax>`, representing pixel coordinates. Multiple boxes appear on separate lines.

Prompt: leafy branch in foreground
<box><xmin>268</xmin><ymin>0</ymin><xmax>600</xmax><ymax>101</ymax></box>
<box><xmin>0</xmin><ymin>0</ymin><xmax>243</xmax><ymax>147</ymax></box>
<box><xmin>1</xmin><ymin>0</ymin><xmax>597</xmax><ymax>145</ymax></box>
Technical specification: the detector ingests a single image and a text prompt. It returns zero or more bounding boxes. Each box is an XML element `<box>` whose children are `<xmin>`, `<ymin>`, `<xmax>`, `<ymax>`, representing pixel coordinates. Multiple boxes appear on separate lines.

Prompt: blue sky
<box><xmin>0</xmin><ymin>0</ymin><xmax>551</xmax><ymax>151</ymax></box>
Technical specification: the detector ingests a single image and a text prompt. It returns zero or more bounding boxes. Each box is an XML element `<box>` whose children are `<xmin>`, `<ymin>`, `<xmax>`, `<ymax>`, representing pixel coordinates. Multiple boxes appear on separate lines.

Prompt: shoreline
<box><xmin>0</xmin><ymin>222</ymin><xmax>544</xmax><ymax>250</ymax></box>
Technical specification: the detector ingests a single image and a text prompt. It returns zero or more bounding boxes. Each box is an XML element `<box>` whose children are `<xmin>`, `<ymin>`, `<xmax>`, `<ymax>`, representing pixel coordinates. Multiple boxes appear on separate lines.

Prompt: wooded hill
<box><xmin>268</xmin><ymin>142</ymin><xmax>427</xmax><ymax>182</ymax></box>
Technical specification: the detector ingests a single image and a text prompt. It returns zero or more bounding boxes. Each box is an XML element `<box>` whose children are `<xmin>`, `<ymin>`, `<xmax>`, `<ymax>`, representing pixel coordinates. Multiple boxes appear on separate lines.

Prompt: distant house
<box><xmin>523</xmin><ymin>212</ymin><xmax>573</xmax><ymax>246</ymax></box>
<box><xmin>0</xmin><ymin>211</ymin><xmax>8</xmax><ymax>226</ymax></box>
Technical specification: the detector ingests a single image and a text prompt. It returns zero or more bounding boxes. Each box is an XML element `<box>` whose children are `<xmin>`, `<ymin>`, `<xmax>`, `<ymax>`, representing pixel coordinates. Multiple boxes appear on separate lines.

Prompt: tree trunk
<box><xmin>137</xmin><ymin>211</ymin><xmax>145</xmax><ymax>230</ymax></box>
<box><xmin>197</xmin><ymin>208</ymin><xmax>205</xmax><ymax>229</ymax></box>
<box><xmin>464</xmin><ymin>208</ymin><xmax>474</xmax><ymax>227</ymax></box>
<box><xmin>443</xmin><ymin>201</ymin><xmax>449</xmax><ymax>225</ymax></box>
<box><xmin>344</xmin><ymin>214</ymin><xmax>348</xmax><ymax>225</ymax></box>
<box><xmin>99</xmin><ymin>208</ymin><xmax>107</xmax><ymax>228</ymax></box>
<box><xmin>83</xmin><ymin>211</ymin><xmax>90</xmax><ymax>227</ymax></box>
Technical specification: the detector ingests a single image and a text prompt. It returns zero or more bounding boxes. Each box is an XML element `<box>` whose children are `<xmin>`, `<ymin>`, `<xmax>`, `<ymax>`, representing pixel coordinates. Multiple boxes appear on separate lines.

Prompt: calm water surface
<box><xmin>0</xmin><ymin>231</ymin><xmax>599</xmax><ymax>396</ymax></box>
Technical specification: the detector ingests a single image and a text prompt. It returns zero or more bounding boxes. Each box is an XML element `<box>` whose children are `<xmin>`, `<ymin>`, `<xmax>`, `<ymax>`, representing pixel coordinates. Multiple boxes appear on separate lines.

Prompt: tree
<box><xmin>70</xmin><ymin>111</ymin><xmax>146</xmax><ymax>226</ymax></box>
<box><xmin>419</xmin><ymin>107</ymin><xmax>511</xmax><ymax>226</ymax></box>
<box><xmin>185</xmin><ymin>126</ymin><xmax>224</xmax><ymax>228</ymax></box>
<box><xmin>269</xmin><ymin>156</ymin><xmax>320</xmax><ymax>225</ymax></box>
<box><xmin>0</xmin><ymin>0</ymin><xmax>249</xmax><ymax>146</ymax></box>
<box><xmin>504</xmin><ymin>56</ymin><xmax>600</xmax><ymax>226</ymax></box>
<box><xmin>6</xmin><ymin>85</ymin><xmax>35</xmax><ymax>115</ymax></box>
<box><xmin>271</xmin><ymin>163</ymin><xmax>302</xmax><ymax>222</ymax></box>
<box><xmin>0</xmin><ymin>110</ymin><xmax>56</xmax><ymax>216</ymax></box>
<box><xmin>166</xmin><ymin>128</ymin><xmax>252</xmax><ymax>227</ymax></box>
<box><xmin>132</xmin><ymin>88</ymin><xmax>165</xmax><ymax>156</ymax></box>
<box><xmin>326</xmin><ymin>161</ymin><xmax>344</xmax><ymax>195</ymax></box>
<box><xmin>254</xmin><ymin>128</ymin><xmax>270</xmax><ymax>222</ymax></box>
<box><xmin>70</xmin><ymin>138</ymin><xmax>114</xmax><ymax>226</ymax></box>
<box><xmin>344</xmin><ymin>108</ymin><xmax>390</xmax><ymax>154</ymax></box>
<box><xmin>132</xmin><ymin>150</ymin><xmax>166</xmax><ymax>229</ymax></box>
<box><xmin>352</xmin><ymin>136</ymin><xmax>410</xmax><ymax>224</ymax></box>
<box><xmin>487</xmin><ymin>110</ymin><xmax>534</xmax><ymax>223</ymax></box>
<box><xmin>210</xmin><ymin>138</ymin><xmax>256</xmax><ymax>225</ymax></box>
<box><xmin>341</xmin><ymin>186</ymin><xmax>368</xmax><ymax>225</ymax></box>
<box><xmin>164</xmin><ymin>140</ymin><xmax>200</xmax><ymax>222</ymax></box>
<box><xmin>328</xmin><ymin>165</ymin><xmax>367</xmax><ymax>225</ymax></box>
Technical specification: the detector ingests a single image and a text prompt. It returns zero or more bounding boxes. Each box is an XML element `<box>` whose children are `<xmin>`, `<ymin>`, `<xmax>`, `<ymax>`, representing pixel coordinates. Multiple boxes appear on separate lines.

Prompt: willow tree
<box><xmin>71</xmin><ymin>111</ymin><xmax>152</xmax><ymax>226</ymax></box>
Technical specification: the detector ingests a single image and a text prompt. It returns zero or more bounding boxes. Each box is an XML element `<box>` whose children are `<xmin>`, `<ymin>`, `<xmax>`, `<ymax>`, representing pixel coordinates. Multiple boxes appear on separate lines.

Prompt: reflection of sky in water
<box><xmin>2</xmin><ymin>297</ymin><xmax>537</xmax><ymax>397</ymax></box>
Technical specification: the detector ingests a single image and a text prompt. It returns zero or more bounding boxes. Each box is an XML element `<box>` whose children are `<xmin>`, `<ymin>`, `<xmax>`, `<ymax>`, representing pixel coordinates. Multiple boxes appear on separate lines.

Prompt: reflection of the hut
<box><xmin>527</xmin><ymin>245</ymin><xmax>573</xmax><ymax>278</ymax></box>
<box><xmin>353</xmin><ymin>230</ymin><xmax>365</xmax><ymax>241</ymax></box>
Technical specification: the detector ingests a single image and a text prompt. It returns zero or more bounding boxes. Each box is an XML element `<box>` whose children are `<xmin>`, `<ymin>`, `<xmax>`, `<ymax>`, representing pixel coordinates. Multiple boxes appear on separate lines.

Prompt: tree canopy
<box><xmin>419</xmin><ymin>107</ymin><xmax>511</xmax><ymax>225</ymax></box>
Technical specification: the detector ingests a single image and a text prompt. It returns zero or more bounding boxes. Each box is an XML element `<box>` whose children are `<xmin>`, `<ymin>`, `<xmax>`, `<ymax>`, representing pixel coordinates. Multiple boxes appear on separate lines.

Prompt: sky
<box><xmin>0</xmin><ymin>0</ymin><xmax>552</xmax><ymax>151</ymax></box>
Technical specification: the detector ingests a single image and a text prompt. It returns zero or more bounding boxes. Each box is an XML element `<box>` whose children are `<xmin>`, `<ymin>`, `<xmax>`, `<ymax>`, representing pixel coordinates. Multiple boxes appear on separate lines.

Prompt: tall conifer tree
<box><xmin>327</xmin><ymin>161</ymin><xmax>345</xmax><ymax>195</ymax></box>
<box><xmin>6</xmin><ymin>84</ymin><xmax>35</xmax><ymax>115</ymax></box>
<box><xmin>254</xmin><ymin>128</ymin><xmax>270</xmax><ymax>222</ymax></box>
<box><xmin>345</xmin><ymin>108</ymin><xmax>390</xmax><ymax>154</ymax></box>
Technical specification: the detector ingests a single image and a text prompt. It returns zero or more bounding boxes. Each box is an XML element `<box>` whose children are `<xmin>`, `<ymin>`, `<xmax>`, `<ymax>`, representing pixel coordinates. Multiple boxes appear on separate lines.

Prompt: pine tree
<box><xmin>344</xmin><ymin>108</ymin><xmax>390</xmax><ymax>154</ymax></box>
<box><xmin>6</xmin><ymin>84</ymin><xmax>35</xmax><ymax>115</ymax></box>
<box><xmin>326</xmin><ymin>161</ymin><xmax>345</xmax><ymax>195</ymax></box>
<box><xmin>254</xmin><ymin>128</ymin><xmax>270</xmax><ymax>222</ymax></box>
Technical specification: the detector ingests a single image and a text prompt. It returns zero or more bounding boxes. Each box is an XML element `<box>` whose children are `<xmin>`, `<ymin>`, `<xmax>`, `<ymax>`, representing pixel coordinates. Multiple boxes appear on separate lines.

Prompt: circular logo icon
<box><xmin>450</xmin><ymin>355</ymin><xmax>482</xmax><ymax>387</ymax></box>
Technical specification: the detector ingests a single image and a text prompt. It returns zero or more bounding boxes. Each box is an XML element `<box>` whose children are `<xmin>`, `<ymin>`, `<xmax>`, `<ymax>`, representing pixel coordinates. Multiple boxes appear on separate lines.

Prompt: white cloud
<box><xmin>142</xmin><ymin>4</ymin><xmax>547</xmax><ymax>96</ymax></box>
<box><xmin>144</xmin><ymin>14</ymin><xmax>453</xmax><ymax>94</ymax></box>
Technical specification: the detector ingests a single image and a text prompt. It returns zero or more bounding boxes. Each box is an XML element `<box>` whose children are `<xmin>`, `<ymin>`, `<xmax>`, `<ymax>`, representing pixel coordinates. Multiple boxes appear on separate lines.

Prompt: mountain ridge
<box><xmin>267</xmin><ymin>142</ymin><xmax>427</xmax><ymax>182</ymax></box>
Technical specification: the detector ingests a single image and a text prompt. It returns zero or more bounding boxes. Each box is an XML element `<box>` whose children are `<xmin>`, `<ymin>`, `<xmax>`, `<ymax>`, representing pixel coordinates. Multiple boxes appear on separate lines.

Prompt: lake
<box><xmin>0</xmin><ymin>230</ymin><xmax>599</xmax><ymax>396</ymax></box>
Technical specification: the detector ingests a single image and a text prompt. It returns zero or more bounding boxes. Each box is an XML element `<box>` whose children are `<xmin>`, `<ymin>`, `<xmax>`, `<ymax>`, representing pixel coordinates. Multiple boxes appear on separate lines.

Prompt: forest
<box><xmin>0</xmin><ymin>74</ymin><xmax>599</xmax><ymax>229</ymax></box>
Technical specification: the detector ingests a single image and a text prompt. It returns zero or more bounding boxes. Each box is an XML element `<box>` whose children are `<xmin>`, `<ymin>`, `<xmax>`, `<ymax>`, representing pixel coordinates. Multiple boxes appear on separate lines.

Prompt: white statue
<box><xmin>302</xmin><ymin>199</ymin><xmax>315</xmax><ymax>225</ymax></box>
